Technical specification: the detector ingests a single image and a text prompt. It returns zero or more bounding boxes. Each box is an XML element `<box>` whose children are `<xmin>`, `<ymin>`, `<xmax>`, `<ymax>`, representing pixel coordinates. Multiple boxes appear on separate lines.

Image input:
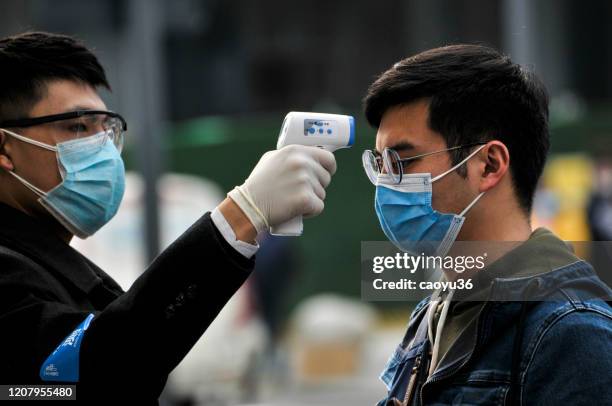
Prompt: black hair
<box><xmin>363</xmin><ymin>44</ymin><xmax>550</xmax><ymax>213</ymax></box>
<box><xmin>0</xmin><ymin>31</ymin><xmax>109</xmax><ymax>122</ymax></box>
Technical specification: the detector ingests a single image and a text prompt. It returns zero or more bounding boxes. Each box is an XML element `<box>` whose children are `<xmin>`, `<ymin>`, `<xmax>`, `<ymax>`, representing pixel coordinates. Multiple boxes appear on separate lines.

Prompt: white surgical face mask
<box><xmin>375</xmin><ymin>144</ymin><xmax>486</xmax><ymax>257</ymax></box>
<box><xmin>1</xmin><ymin>128</ymin><xmax>125</xmax><ymax>238</ymax></box>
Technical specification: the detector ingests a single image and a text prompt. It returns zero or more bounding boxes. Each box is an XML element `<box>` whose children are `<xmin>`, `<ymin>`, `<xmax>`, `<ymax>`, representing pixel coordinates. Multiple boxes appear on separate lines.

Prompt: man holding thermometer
<box><xmin>0</xmin><ymin>31</ymin><xmax>350</xmax><ymax>404</ymax></box>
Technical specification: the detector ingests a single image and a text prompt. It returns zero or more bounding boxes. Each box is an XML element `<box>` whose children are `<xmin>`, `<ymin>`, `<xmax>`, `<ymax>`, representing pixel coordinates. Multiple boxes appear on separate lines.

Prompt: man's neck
<box><xmin>444</xmin><ymin>205</ymin><xmax>532</xmax><ymax>281</ymax></box>
<box><xmin>458</xmin><ymin>201</ymin><xmax>532</xmax><ymax>242</ymax></box>
<box><xmin>0</xmin><ymin>197</ymin><xmax>73</xmax><ymax>244</ymax></box>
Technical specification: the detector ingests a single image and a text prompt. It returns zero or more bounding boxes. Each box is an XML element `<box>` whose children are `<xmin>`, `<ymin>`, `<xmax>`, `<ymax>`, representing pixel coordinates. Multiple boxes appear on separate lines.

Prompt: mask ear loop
<box><xmin>430</xmin><ymin>144</ymin><xmax>487</xmax><ymax>183</ymax></box>
<box><xmin>459</xmin><ymin>191</ymin><xmax>485</xmax><ymax>217</ymax></box>
<box><xmin>7</xmin><ymin>170</ymin><xmax>47</xmax><ymax>198</ymax></box>
<box><xmin>1</xmin><ymin>129</ymin><xmax>56</xmax><ymax>198</ymax></box>
<box><xmin>0</xmin><ymin>128</ymin><xmax>57</xmax><ymax>152</ymax></box>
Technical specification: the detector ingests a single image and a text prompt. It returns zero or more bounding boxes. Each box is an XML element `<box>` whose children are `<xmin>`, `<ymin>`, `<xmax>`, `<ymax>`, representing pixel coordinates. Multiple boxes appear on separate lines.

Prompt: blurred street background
<box><xmin>2</xmin><ymin>1</ymin><xmax>611</xmax><ymax>404</ymax></box>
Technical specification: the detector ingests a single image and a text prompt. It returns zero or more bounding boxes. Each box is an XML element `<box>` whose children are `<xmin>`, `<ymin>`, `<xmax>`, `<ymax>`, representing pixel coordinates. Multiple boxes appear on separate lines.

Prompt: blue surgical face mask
<box><xmin>3</xmin><ymin>129</ymin><xmax>125</xmax><ymax>238</ymax></box>
<box><xmin>374</xmin><ymin>144</ymin><xmax>486</xmax><ymax>256</ymax></box>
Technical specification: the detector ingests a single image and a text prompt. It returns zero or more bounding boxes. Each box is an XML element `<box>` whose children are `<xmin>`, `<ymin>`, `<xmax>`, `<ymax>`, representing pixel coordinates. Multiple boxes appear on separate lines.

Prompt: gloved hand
<box><xmin>228</xmin><ymin>145</ymin><xmax>337</xmax><ymax>233</ymax></box>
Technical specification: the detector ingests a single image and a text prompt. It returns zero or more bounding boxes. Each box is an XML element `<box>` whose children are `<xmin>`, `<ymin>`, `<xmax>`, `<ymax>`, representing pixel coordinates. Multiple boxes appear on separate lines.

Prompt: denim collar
<box><xmin>401</xmin><ymin>228</ymin><xmax>612</xmax><ymax>384</ymax></box>
<box><xmin>429</xmin><ymin>260</ymin><xmax>611</xmax><ymax>382</ymax></box>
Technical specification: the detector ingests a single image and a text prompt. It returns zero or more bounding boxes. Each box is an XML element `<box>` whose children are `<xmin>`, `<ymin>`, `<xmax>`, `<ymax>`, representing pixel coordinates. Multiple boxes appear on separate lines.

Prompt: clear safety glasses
<box><xmin>362</xmin><ymin>142</ymin><xmax>486</xmax><ymax>185</ymax></box>
<box><xmin>0</xmin><ymin>110</ymin><xmax>127</xmax><ymax>153</ymax></box>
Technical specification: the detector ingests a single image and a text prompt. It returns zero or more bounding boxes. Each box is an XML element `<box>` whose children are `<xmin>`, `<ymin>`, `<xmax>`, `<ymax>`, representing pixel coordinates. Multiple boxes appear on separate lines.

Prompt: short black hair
<box><xmin>363</xmin><ymin>44</ymin><xmax>549</xmax><ymax>213</ymax></box>
<box><xmin>0</xmin><ymin>31</ymin><xmax>109</xmax><ymax>122</ymax></box>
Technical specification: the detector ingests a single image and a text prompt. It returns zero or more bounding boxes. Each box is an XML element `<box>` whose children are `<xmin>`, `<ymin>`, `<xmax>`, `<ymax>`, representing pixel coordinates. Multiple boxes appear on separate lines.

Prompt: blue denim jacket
<box><xmin>377</xmin><ymin>260</ymin><xmax>612</xmax><ymax>405</ymax></box>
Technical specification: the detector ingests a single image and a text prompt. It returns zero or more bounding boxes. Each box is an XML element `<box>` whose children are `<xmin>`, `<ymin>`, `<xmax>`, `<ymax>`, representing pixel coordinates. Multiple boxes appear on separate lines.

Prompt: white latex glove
<box><xmin>228</xmin><ymin>145</ymin><xmax>337</xmax><ymax>233</ymax></box>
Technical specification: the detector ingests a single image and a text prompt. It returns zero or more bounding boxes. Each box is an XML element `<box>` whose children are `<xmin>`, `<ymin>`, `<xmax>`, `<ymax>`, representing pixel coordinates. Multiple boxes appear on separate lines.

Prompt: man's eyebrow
<box><xmin>375</xmin><ymin>141</ymin><xmax>416</xmax><ymax>154</ymax></box>
<box><xmin>62</xmin><ymin>105</ymin><xmax>105</xmax><ymax>113</ymax></box>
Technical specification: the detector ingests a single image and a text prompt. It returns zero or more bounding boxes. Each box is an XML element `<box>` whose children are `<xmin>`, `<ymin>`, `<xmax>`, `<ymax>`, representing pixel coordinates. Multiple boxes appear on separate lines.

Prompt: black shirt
<box><xmin>0</xmin><ymin>203</ymin><xmax>254</xmax><ymax>403</ymax></box>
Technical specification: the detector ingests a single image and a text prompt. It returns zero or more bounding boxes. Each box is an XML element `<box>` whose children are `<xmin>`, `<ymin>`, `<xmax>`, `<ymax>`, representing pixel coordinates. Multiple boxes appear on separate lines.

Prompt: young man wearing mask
<box><xmin>0</xmin><ymin>32</ymin><xmax>336</xmax><ymax>403</ymax></box>
<box><xmin>362</xmin><ymin>44</ymin><xmax>612</xmax><ymax>405</ymax></box>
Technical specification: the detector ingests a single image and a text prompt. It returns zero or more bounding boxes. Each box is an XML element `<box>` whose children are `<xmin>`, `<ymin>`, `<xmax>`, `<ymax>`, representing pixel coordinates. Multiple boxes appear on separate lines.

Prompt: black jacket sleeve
<box><xmin>0</xmin><ymin>212</ymin><xmax>254</xmax><ymax>403</ymax></box>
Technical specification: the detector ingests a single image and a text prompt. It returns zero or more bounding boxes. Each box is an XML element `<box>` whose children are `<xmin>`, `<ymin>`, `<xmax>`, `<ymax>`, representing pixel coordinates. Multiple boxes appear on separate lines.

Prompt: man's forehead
<box><xmin>374</xmin><ymin>101</ymin><xmax>444</xmax><ymax>154</ymax></box>
<box><xmin>30</xmin><ymin>79</ymin><xmax>106</xmax><ymax>116</ymax></box>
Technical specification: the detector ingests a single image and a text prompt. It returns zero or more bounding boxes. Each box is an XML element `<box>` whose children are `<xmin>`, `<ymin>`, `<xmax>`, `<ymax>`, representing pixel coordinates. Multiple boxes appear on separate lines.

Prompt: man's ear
<box><xmin>0</xmin><ymin>130</ymin><xmax>15</xmax><ymax>171</ymax></box>
<box><xmin>478</xmin><ymin>141</ymin><xmax>509</xmax><ymax>192</ymax></box>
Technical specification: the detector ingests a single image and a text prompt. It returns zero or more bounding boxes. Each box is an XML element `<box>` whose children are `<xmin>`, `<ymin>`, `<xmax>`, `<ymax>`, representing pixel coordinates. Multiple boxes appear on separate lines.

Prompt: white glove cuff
<box><xmin>227</xmin><ymin>186</ymin><xmax>268</xmax><ymax>234</ymax></box>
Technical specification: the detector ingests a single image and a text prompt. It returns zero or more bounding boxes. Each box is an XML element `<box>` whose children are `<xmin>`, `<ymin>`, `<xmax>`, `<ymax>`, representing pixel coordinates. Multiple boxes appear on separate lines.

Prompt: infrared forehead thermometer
<box><xmin>271</xmin><ymin>111</ymin><xmax>355</xmax><ymax>236</ymax></box>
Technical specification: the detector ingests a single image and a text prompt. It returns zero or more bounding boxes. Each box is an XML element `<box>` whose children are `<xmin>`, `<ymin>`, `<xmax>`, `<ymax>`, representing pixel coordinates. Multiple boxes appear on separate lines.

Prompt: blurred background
<box><xmin>2</xmin><ymin>0</ymin><xmax>611</xmax><ymax>404</ymax></box>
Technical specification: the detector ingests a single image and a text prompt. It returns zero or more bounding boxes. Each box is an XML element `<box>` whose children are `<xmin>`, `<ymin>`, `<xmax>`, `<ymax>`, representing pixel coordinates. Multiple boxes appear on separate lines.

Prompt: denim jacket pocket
<box><xmin>425</xmin><ymin>370</ymin><xmax>511</xmax><ymax>406</ymax></box>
